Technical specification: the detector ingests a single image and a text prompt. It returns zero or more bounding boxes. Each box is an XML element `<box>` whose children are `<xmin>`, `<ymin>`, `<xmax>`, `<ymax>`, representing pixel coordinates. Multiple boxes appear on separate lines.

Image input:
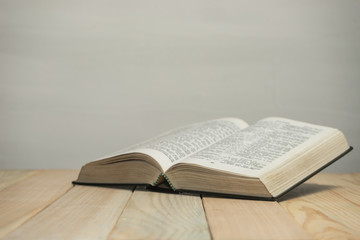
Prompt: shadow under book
<box><xmin>73</xmin><ymin>117</ymin><xmax>352</xmax><ymax>200</ymax></box>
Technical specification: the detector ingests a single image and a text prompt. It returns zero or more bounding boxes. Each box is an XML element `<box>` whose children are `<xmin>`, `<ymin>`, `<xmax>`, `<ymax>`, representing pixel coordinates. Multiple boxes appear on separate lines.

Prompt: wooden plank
<box><xmin>0</xmin><ymin>170</ymin><xmax>78</xmax><ymax>238</ymax></box>
<box><xmin>5</xmin><ymin>185</ymin><xmax>133</xmax><ymax>240</ymax></box>
<box><xmin>279</xmin><ymin>173</ymin><xmax>360</xmax><ymax>240</ymax></box>
<box><xmin>108</xmin><ymin>188</ymin><xmax>211</xmax><ymax>240</ymax></box>
<box><xmin>313</xmin><ymin>173</ymin><xmax>360</xmax><ymax>204</ymax></box>
<box><xmin>0</xmin><ymin>170</ymin><xmax>38</xmax><ymax>191</ymax></box>
<box><xmin>203</xmin><ymin>197</ymin><xmax>312</xmax><ymax>240</ymax></box>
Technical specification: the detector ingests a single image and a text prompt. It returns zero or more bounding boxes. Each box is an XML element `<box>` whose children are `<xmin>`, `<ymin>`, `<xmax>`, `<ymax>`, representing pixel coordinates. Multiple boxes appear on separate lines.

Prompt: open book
<box><xmin>74</xmin><ymin>117</ymin><xmax>352</xmax><ymax>200</ymax></box>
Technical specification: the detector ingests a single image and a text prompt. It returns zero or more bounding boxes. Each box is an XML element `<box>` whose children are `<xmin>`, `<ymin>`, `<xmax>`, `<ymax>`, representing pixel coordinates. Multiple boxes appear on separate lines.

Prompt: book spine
<box><xmin>153</xmin><ymin>173</ymin><xmax>163</xmax><ymax>186</ymax></box>
<box><xmin>163</xmin><ymin>174</ymin><xmax>176</xmax><ymax>191</ymax></box>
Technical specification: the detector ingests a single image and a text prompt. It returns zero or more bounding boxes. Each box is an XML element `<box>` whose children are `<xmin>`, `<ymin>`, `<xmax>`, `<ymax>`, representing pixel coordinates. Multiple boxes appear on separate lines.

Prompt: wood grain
<box><xmin>108</xmin><ymin>188</ymin><xmax>211</xmax><ymax>240</ymax></box>
<box><xmin>4</xmin><ymin>185</ymin><xmax>133</xmax><ymax>240</ymax></box>
<box><xmin>279</xmin><ymin>173</ymin><xmax>360</xmax><ymax>240</ymax></box>
<box><xmin>0</xmin><ymin>171</ymin><xmax>358</xmax><ymax>240</ymax></box>
<box><xmin>203</xmin><ymin>197</ymin><xmax>312</xmax><ymax>240</ymax></box>
<box><xmin>0</xmin><ymin>170</ymin><xmax>38</xmax><ymax>191</ymax></box>
<box><xmin>0</xmin><ymin>170</ymin><xmax>78</xmax><ymax>238</ymax></box>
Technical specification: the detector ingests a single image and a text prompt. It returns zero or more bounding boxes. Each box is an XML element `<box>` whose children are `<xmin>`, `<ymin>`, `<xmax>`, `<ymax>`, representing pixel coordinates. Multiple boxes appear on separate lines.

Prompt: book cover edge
<box><xmin>72</xmin><ymin>146</ymin><xmax>353</xmax><ymax>201</ymax></box>
<box><xmin>273</xmin><ymin>145</ymin><xmax>353</xmax><ymax>200</ymax></box>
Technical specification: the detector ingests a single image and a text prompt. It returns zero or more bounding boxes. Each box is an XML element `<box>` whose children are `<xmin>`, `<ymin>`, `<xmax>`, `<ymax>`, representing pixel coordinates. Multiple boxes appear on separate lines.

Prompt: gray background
<box><xmin>1</xmin><ymin>0</ymin><xmax>359</xmax><ymax>171</ymax></box>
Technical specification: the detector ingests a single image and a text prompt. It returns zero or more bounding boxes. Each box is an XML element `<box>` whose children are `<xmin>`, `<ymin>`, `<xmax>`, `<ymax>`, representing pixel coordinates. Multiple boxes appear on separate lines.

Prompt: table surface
<box><xmin>0</xmin><ymin>170</ymin><xmax>359</xmax><ymax>240</ymax></box>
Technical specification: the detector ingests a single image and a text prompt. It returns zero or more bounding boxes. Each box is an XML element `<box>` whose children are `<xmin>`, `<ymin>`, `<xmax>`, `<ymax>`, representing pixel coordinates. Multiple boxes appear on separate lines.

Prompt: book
<box><xmin>74</xmin><ymin>117</ymin><xmax>352</xmax><ymax>200</ymax></box>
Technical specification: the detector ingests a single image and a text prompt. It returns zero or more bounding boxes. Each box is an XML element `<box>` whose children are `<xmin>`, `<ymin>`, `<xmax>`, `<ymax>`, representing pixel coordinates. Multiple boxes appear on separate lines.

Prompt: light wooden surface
<box><xmin>0</xmin><ymin>171</ymin><xmax>359</xmax><ymax>240</ymax></box>
<box><xmin>279</xmin><ymin>173</ymin><xmax>360</xmax><ymax>240</ymax></box>
<box><xmin>109</xmin><ymin>187</ymin><xmax>210</xmax><ymax>240</ymax></box>
<box><xmin>0</xmin><ymin>170</ymin><xmax>77</xmax><ymax>238</ymax></box>
<box><xmin>203</xmin><ymin>198</ymin><xmax>311</xmax><ymax>240</ymax></box>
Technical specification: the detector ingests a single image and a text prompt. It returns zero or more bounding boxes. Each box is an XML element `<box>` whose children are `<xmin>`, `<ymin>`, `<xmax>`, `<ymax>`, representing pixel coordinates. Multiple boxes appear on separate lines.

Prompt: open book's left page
<box><xmin>99</xmin><ymin>118</ymin><xmax>249</xmax><ymax>172</ymax></box>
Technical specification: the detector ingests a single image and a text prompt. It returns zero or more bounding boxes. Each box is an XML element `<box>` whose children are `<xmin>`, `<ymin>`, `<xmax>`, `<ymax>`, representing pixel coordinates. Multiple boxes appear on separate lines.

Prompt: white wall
<box><xmin>1</xmin><ymin>0</ymin><xmax>359</xmax><ymax>171</ymax></box>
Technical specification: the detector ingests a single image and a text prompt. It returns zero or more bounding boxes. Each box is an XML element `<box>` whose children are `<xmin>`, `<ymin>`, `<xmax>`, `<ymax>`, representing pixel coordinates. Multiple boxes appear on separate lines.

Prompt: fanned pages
<box><xmin>75</xmin><ymin>117</ymin><xmax>351</xmax><ymax>200</ymax></box>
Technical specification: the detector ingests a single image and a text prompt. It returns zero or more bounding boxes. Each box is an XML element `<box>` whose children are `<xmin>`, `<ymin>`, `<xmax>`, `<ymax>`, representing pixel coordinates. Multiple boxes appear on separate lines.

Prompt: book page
<box><xmin>104</xmin><ymin>118</ymin><xmax>249</xmax><ymax>172</ymax></box>
<box><xmin>181</xmin><ymin>117</ymin><xmax>336</xmax><ymax>177</ymax></box>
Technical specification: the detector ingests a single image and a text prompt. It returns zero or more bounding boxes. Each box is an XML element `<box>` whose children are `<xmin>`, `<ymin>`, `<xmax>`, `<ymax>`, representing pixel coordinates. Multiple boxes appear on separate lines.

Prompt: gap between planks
<box><xmin>0</xmin><ymin>170</ymin><xmax>39</xmax><ymax>192</ymax></box>
<box><xmin>0</xmin><ymin>170</ymin><xmax>78</xmax><ymax>238</ymax></box>
<box><xmin>108</xmin><ymin>187</ymin><xmax>211</xmax><ymax>240</ymax></box>
<box><xmin>4</xmin><ymin>185</ymin><xmax>210</xmax><ymax>240</ymax></box>
<box><xmin>1</xmin><ymin>171</ymin><xmax>359</xmax><ymax>240</ymax></box>
<box><xmin>4</xmin><ymin>185</ymin><xmax>133</xmax><ymax>240</ymax></box>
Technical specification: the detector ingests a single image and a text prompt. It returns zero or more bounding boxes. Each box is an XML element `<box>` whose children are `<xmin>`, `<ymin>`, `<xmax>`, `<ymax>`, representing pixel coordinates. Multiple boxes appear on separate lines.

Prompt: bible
<box><xmin>74</xmin><ymin>117</ymin><xmax>352</xmax><ymax>200</ymax></box>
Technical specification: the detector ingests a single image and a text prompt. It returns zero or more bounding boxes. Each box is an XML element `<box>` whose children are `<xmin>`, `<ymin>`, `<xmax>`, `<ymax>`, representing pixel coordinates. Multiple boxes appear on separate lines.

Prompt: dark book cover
<box><xmin>73</xmin><ymin>146</ymin><xmax>353</xmax><ymax>201</ymax></box>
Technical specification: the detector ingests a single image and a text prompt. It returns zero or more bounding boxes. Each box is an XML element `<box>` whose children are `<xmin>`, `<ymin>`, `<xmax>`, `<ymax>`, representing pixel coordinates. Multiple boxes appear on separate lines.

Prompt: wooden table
<box><xmin>0</xmin><ymin>170</ymin><xmax>359</xmax><ymax>240</ymax></box>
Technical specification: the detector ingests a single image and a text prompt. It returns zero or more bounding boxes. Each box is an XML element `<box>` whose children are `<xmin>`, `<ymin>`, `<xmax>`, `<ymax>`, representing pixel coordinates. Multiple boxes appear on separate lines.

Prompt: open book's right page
<box><xmin>181</xmin><ymin>117</ymin><xmax>336</xmax><ymax>177</ymax></box>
